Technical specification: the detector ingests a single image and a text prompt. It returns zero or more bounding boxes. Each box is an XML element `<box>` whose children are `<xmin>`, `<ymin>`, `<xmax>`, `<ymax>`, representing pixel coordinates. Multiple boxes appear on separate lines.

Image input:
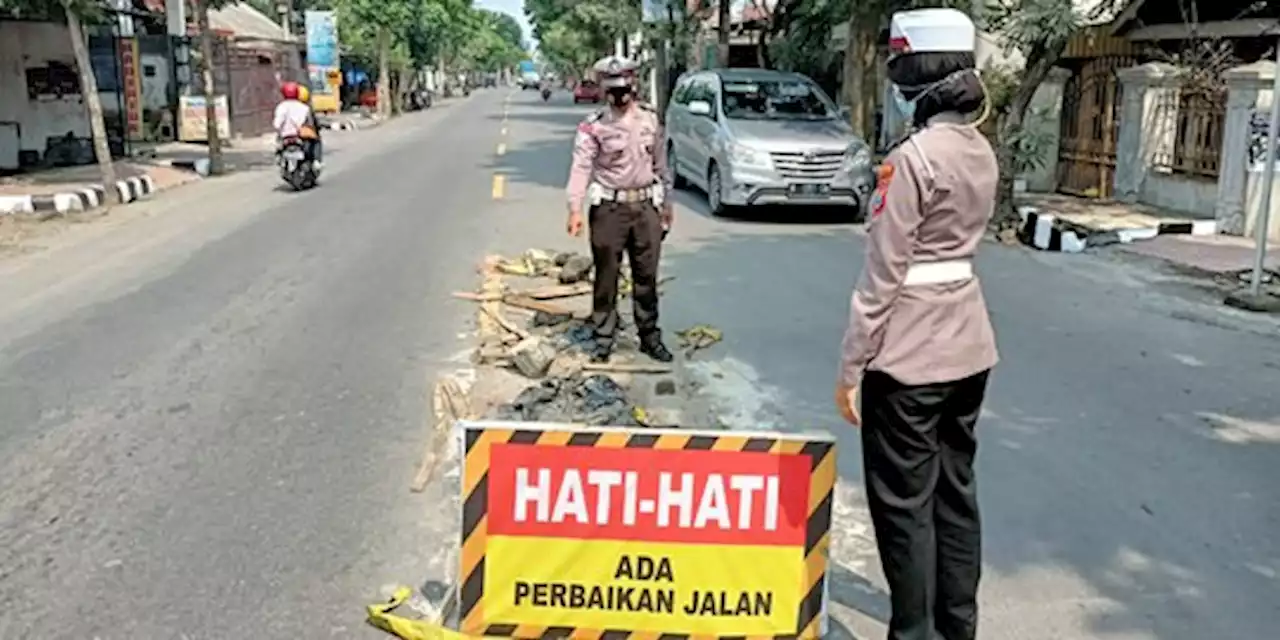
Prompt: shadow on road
<box><xmin>657</xmin><ymin>222</ymin><xmax>1280</xmax><ymax>639</ymax></box>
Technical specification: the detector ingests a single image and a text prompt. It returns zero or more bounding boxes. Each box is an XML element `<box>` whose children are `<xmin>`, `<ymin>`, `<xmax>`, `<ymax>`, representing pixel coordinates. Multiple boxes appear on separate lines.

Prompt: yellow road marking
<box><xmin>491</xmin><ymin>174</ymin><xmax>505</xmax><ymax>199</ymax></box>
<box><xmin>496</xmin><ymin>143</ymin><xmax>506</xmax><ymax>156</ymax></box>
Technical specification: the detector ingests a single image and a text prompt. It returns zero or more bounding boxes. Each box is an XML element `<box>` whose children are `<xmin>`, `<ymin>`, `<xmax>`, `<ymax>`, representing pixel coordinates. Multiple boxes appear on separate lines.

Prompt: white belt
<box><xmin>902</xmin><ymin>259</ymin><xmax>974</xmax><ymax>286</ymax></box>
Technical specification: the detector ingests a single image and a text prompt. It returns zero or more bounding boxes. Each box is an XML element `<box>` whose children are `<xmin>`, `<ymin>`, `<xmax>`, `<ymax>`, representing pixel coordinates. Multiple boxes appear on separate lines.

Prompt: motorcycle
<box><xmin>541</xmin><ymin>87</ymin><xmax>551</xmax><ymax>101</ymax></box>
<box><xmin>407</xmin><ymin>88</ymin><xmax>432</xmax><ymax>111</ymax></box>
<box><xmin>278</xmin><ymin>137</ymin><xmax>319</xmax><ymax>191</ymax></box>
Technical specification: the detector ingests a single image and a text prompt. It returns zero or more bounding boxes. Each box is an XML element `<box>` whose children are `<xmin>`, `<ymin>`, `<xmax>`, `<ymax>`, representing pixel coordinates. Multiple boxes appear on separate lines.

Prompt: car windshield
<box><xmin>720</xmin><ymin>79</ymin><xmax>835</xmax><ymax>120</ymax></box>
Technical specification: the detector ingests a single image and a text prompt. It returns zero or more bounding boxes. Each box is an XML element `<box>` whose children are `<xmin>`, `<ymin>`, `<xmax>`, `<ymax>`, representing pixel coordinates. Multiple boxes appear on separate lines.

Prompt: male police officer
<box><xmin>566</xmin><ymin>56</ymin><xmax>674</xmax><ymax>364</ymax></box>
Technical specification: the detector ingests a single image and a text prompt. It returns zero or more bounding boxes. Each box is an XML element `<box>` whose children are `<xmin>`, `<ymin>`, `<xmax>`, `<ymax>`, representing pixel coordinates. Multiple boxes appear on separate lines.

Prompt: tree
<box><xmin>487</xmin><ymin>10</ymin><xmax>523</xmax><ymax>50</ymax></box>
<box><xmin>334</xmin><ymin>0</ymin><xmax>415</xmax><ymax>118</ymax></box>
<box><xmin>193</xmin><ymin>0</ymin><xmax>228</xmax><ymax>175</ymax></box>
<box><xmin>981</xmin><ymin>0</ymin><xmax>1125</xmax><ymax>235</ymax></box>
<box><xmin>525</xmin><ymin>0</ymin><xmax>639</xmax><ymax>74</ymax></box>
<box><xmin>0</xmin><ymin>0</ymin><xmax>119</xmax><ymax>203</ymax></box>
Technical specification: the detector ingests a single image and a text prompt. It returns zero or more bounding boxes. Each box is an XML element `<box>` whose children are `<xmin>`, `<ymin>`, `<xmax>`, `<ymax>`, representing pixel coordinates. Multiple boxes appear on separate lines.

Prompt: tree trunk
<box><xmin>194</xmin><ymin>0</ymin><xmax>224</xmax><ymax>176</ymax></box>
<box><xmin>842</xmin><ymin>19</ymin><xmax>877</xmax><ymax>141</ymax></box>
<box><xmin>62</xmin><ymin>3</ymin><xmax>118</xmax><ymax>205</ymax></box>
<box><xmin>377</xmin><ymin>26</ymin><xmax>391</xmax><ymax>119</ymax></box>
<box><xmin>992</xmin><ymin>44</ymin><xmax>1064</xmax><ymax>235</ymax></box>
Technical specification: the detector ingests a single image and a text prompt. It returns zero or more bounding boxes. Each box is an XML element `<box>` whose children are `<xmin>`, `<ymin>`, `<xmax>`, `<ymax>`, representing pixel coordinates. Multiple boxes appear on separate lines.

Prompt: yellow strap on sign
<box><xmin>368</xmin><ymin>587</ymin><xmax>500</xmax><ymax>640</ymax></box>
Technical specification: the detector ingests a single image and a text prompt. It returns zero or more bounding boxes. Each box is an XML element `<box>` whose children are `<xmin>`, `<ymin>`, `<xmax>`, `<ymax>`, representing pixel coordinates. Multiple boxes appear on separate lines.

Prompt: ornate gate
<box><xmin>1057</xmin><ymin>56</ymin><xmax>1136</xmax><ymax>198</ymax></box>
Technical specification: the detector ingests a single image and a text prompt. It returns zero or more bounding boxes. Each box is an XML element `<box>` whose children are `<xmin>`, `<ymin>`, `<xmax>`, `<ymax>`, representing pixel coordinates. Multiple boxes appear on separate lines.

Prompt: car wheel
<box><xmin>707</xmin><ymin>163</ymin><xmax>727</xmax><ymax>217</ymax></box>
<box><xmin>667</xmin><ymin>145</ymin><xmax>686</xmax><ymax>189</ymax></box>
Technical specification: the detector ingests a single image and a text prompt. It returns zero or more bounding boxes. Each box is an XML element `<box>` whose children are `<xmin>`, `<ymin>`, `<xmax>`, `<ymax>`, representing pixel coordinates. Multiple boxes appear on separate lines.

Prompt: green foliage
<box><xmin>769</xmin><ymin>0</ymin><xmax>850</xmax><ymax>75</ymax></box>
<box><xmin>326</xmin><ymin>0</ymin><xmax>525</xmax><ymax>71</ymax></box>
<box><xmin>525</xmin><ymin>0</ymin><xmax>639</xmax><ymax>76</ymax></box>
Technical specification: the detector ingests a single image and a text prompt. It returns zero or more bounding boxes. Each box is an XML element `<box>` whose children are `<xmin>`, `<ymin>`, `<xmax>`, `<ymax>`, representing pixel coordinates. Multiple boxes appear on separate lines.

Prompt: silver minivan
<box><xmin>664</xmin><ymin>68</ymin><xmax>876</xmax><ymax>217</ymax></box>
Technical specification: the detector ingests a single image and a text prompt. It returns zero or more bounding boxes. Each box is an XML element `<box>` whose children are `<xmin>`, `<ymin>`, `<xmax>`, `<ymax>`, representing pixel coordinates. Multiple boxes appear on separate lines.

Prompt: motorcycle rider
<box><xmin>273</xmin><ymin>81</ymin><xmax>322</xmax><ymax>169</ymax></box>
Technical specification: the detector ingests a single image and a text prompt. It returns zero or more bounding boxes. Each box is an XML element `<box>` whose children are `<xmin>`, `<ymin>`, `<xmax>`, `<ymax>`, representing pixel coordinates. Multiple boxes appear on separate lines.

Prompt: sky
<box><xmin>475</xmin><ymin>0</ymin><xmax>536</xmax><ymax>49</ymax></box>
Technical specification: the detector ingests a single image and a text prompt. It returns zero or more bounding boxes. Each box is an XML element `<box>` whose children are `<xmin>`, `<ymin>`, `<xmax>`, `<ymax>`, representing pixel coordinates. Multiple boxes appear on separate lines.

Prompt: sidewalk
<box><xmin>1019</xmin><ymin>192</ymin><xmax>1280</xmax><ymax>300</ymax></box>
<box><xmin>0</xmin><ymin>161</ymin><xmax>194</xmax><ymax>215</ymax></box>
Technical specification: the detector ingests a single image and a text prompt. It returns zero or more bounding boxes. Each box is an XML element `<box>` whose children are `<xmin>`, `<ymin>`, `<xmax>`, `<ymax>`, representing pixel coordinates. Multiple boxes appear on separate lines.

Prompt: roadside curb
<box><xmin>0</xmin><ymin>175</ymin><xmax>155</xmax><ymax>215</ymax></box>
<box><xmin>1017</xmin><ymin>205</ymin><xmax>1217</xmax><ymax>253</ymax></box>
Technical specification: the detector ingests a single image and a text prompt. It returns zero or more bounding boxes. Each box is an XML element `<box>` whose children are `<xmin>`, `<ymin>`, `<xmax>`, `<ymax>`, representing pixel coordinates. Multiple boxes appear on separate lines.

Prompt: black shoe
<box><xmin>640</xmin><ymin>336</ymin><xmax>674</xmax><ymax>363</ymax></box>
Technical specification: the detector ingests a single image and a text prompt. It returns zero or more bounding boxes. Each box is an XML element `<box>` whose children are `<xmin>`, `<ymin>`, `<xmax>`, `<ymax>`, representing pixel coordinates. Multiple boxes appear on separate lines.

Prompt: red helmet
<box><xmin>280</xmin><ymin>81</ymin><xmax>300</xmax><ymax>100</ymax></box>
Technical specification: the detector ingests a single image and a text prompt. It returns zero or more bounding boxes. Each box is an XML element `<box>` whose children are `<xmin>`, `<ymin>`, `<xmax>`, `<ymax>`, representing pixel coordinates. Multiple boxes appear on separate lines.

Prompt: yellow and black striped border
<box><xmin>458</xmin><ymin>423</ymin><xmax>836</xmax><ymax>640</ymax></box>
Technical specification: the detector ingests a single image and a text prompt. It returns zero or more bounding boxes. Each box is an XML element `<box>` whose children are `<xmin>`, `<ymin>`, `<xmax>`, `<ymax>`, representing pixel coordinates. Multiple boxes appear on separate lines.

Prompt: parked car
<box><xmin>573</xmin><ymin>80</ymin><xmax>602</xmax><ymax>104</ymax></box>
<box><xmin>663</xmin><ymin>68</ymin><xmax>876</xmax><ymax>218</ymax></box>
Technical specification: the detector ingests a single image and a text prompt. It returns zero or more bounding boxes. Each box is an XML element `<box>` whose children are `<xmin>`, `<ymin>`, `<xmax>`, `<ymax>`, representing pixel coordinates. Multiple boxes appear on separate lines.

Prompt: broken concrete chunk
<box><xmin>531</xmin><ymin>310</ymin><xmax>574</xmax><ymax>327</ymax></box>
<box><xmin>510</xmin><ymin>337</ymin><xmax>558</xmax><ymax>379</ymax></box>
<box><xmin>654</xmin><ymin>379</ymin><xmax>677</xmax><ymax>396</ymax></box>
<box><xmin>558</xmin><ymin>255</ymin><xmax>594</xmax><ymax>284</ymax></box>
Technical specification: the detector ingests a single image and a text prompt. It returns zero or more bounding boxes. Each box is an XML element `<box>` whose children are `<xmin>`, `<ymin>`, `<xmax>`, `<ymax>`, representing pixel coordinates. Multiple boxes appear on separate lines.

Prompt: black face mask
<box><xmin>606</xmin><ymin>87</ymin><xmax>633</xmax><ymax>106</ymax></box>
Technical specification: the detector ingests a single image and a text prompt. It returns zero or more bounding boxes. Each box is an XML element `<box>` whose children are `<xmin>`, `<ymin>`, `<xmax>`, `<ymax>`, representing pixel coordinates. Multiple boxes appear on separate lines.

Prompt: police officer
<box><xmin>834</xmin><ymin>9</ymin><xmax>998</xmax><ymax>640</ymax></box>
<box><xmin>566</xmin><ymin>56</ymin><xmax>674</xmax><ymax>364</ymax></box>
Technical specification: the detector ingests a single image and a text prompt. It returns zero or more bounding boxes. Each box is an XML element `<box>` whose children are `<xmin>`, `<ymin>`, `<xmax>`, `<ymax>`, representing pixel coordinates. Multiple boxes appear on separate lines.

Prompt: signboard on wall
<box><xmin>178</xmin><ymin>95</ymin><xmax>230</xmax><ymax>142</ymax></box>
<box><xmin>305</xmin><ymin>11</ymin><xmax>339</xmax><ymax>93</ymax></box>
<box><xmin>305</xmin><ymin>10</ymin><xmax>340</xmax><ymax>112</ymax></box>
<box><xmin>119</xmin><ymin>37</ymin><xmax>144</xmax><ymax>141</ymax></box>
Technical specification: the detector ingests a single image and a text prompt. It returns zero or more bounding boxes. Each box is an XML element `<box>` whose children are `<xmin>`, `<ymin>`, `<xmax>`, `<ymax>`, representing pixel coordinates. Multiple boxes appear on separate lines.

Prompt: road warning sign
<box><xmin>458</xmin><ymin>422</ymin><xmax>836</xmax><ymax>639</ymax></box>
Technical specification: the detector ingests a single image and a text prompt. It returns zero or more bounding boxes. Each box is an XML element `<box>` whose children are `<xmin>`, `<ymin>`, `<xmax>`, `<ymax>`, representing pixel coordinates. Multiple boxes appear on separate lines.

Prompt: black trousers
<box><xmin>860</xmin><ymin>369</ymin><xmax>991</xmax><ymax>640</ymax></box>
<box><xmin>588</xmin><ymin>200</ymin><xmax>662</xmax><ymax>345</ymax></box>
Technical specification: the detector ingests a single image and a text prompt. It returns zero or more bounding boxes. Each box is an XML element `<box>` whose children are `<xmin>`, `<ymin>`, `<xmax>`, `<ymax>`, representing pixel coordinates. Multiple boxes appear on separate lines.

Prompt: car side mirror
<box><xmin>838</xmin><ymin>105</ymin><xmax>852</xmax><ymax>120</ymax></box>
<box><xmin>687</xmin><ymin>100</ymin><xmax>712</xmax><ymax>117</ymax></box>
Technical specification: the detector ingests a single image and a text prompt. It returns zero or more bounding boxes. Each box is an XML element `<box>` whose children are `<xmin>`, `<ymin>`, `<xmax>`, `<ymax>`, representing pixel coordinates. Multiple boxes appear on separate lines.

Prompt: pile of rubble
<box><xmin>452</xmin><ymin>249</ymin><xmax>721</xmax><ymax>427</ymax></box>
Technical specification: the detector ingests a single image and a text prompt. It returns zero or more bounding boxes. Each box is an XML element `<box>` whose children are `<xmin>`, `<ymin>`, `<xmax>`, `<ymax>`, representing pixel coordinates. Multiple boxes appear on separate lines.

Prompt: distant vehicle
<box><xmin>573</xmin><ymin>80</ymin><xmax>601</xmax><ymax>104</ymax></box>
<box><xmin>520</xmin><ymin>71</ymin><xmax>541</xmax><ymax>90</ymax></box>
<box><xmin>663</xmin><ymin>68</ymin><xmax>876</xmax><ymax>218</ymax></box>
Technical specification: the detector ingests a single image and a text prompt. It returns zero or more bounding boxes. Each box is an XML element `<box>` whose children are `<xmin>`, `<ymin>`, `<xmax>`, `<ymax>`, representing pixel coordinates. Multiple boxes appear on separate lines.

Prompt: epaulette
<box><xmin>585</xmin><ymin>109</ymin><xmax>606</xmax><ymax>123</ymax></box>
<box><xmin>636</xmin><ymin>102</ymin><xmax>657</xmax><ymax>112</ymax></box>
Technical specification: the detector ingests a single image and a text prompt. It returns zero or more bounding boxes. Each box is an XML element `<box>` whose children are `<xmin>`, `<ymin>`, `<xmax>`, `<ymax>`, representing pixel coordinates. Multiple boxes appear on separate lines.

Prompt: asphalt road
<box><xmin>1</xmin><ymin>89</ymin><xmax>1278</xmax><ymax>639</ymax></box>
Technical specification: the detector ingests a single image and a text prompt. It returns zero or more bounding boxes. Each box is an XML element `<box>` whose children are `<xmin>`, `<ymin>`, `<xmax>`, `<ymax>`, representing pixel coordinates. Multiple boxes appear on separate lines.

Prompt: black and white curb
<box><xmin>0</xmin><ymin>175</ymin><xmax>154</xmax><ymax>216</ymax></box>
<box><xmin>1017</xmin><ymin>206</ymin><xmax>1218</xmax><ymax>253</ymax></box>
<box><xmin>1018</xmin><ymin>206</ymin><xmax>1087</xmax><ymax>253</ymax></box>
<box><xmin>324</xmin><ymin>120</ymin><xmax>361</xmax><ymax>130</ymax></box>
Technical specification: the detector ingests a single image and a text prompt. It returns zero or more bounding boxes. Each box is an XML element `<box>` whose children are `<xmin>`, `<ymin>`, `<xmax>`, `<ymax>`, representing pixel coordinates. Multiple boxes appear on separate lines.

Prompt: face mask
<box><xmin>891</xmin><ymin>84</ymin><xmax>918</xmax><ymax>120</ymax></box>
<box><xmin>607</xmin><ymin>87</ymin><xmax>633</xmax><ymax>106</ymax></box>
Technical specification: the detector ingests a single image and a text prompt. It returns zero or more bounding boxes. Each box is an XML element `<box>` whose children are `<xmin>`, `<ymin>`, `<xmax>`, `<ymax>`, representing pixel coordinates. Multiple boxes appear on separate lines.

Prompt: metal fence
<box><xmin>1152</xmin><ymin>88</ymin><xmax>1226</xmax><ymax>180</ymax></box>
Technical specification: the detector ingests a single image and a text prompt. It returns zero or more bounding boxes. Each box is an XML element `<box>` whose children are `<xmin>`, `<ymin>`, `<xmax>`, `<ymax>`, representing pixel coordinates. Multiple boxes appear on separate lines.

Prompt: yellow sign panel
<box><xmin>458</xmin><ymin>423</ymin><xmax>837</xmax><ymax>640</ymax></box>
<box><xmin>486</xmin><ymin>536</ymin><xmax>803</xmax><ymax>635</ymax></box>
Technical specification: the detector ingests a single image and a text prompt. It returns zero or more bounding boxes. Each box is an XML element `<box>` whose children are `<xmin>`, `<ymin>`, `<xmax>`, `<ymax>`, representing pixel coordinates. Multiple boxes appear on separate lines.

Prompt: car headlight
<box><xmin>727</xmin><ymin>142</ymin><xmax>772</xmax><ymax>168</ymax></box>
<box><xmin>843</xmin><ymin>144</ymin><xmax>872</xmax><ymax>170</ymax></box>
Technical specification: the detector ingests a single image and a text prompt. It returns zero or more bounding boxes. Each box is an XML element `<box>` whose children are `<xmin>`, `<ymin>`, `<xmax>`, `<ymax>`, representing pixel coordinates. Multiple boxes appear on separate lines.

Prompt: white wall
<box><xmin>0</xmin><ymin>22</ymin><xmax>93</xmax><ymax>158</ymax></box>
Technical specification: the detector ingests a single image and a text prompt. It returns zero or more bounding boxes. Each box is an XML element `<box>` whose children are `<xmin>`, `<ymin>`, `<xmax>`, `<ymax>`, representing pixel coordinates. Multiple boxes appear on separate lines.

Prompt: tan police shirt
<box><xmin>839</xmin><ymin>113</ymin><xmax>1000</xmax><ymax>387</ymax></box>
<box><xmin>566</xmin><ymin>103</ymin><xmax>671</xmax><ymax>212</ymax></box>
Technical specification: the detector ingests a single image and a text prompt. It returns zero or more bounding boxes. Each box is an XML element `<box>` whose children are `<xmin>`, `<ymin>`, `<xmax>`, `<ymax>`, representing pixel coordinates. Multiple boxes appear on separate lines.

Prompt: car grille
<box><xmin>770</xmin><ymin>150</ymin><xmax>846</xmax><ymax>181</ymax></box>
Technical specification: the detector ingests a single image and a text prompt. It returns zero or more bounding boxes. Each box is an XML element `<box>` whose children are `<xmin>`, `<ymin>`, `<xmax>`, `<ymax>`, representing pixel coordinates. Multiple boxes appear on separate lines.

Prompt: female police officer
<box><xmin>834</xmin><ymin>9</ymin><xmax>998</xmax><ymax>640</ymax></box>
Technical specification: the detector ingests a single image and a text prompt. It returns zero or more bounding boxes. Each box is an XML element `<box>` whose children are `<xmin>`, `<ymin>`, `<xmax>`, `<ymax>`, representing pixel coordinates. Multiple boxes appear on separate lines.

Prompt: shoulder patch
<box><xmin>870</xmin><ymin>163</ymin><xmax>895</xmax><ymax>219</ymax></box>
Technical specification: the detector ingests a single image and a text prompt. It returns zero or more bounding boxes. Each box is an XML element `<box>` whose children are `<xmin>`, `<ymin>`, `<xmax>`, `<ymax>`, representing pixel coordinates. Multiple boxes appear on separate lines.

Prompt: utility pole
<box><xmin>717</xmin><ymin>0</ymin><xmax>730</xmax><ymax>68</ymax></box>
